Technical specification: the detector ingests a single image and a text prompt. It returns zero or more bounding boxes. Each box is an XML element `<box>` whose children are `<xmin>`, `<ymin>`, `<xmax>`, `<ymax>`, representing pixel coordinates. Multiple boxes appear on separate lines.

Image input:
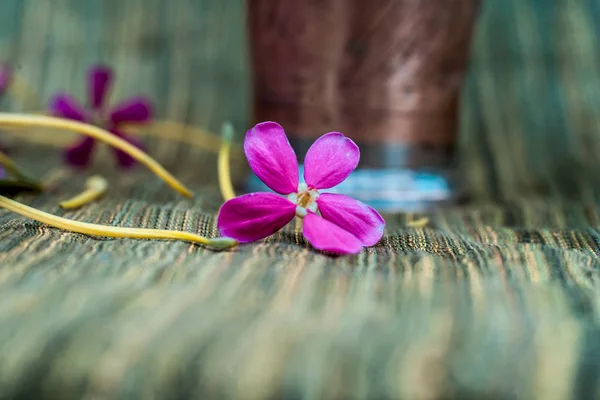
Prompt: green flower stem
<box><xmin>218</xmin><ymin>122</ymin><xmax>236</xmax><ymax>201</ymax></box>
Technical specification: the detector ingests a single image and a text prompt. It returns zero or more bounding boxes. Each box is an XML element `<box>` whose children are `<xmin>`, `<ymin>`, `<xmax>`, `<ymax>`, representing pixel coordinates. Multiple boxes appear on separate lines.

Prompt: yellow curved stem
<box><xmin>8</xmin><ymin>112</ymin><xmax>245</xmax><ymax>159</ymax></box>
<box><xmin>406</xmin><ymin>213</ymin><xmax>430</xmax><ymax>228</ymax></box>
<box><xmin>0</xmin><ymin>195</ymin><xmax>237</xmax><ymax>249</ymax></box>
<box><xmin>218</xmin><ymin>122</ymin><xmax>236</xmax><ymax>201</ymax></box>
<box><xmin>0</xmin><ymin>113</ymin><xmax>193</xmax><ymax>198</ymax></box>
<box><xmin>60</xmin><ymin>175</ymin><xmax>108</xmax><ymax>209</ymax></box>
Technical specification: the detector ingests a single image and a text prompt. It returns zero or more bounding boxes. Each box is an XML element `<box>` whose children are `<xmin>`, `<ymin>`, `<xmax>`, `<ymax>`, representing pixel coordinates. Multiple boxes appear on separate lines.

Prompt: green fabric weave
<box><xmin>2</xmin><ymin>0</ymin><xmax>600</xmax><ymax>398</ymax></box>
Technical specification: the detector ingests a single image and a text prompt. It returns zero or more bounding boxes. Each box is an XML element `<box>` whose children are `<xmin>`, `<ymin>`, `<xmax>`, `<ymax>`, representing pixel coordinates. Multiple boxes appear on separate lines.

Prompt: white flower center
<box><xmin>287</xmin><ymin>183</ymin><xmax>319</xmax><ymax>218</ymax></box>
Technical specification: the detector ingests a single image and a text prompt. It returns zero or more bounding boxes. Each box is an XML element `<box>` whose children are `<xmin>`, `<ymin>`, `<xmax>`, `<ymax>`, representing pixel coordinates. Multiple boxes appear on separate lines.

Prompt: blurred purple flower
<box><xmin>49</xmin><ymin>65</ymin><xmax>153</xmax><ymax>169</ymax></box>
<box><xmin>0</xmin><ymin>65</ymin><xmax>12</xmax><ymax>94</ymax></box>
<box><xmin>0</xmin><ymin>64</ymin><xmax>13</xmax><ymax>156</ymax></box>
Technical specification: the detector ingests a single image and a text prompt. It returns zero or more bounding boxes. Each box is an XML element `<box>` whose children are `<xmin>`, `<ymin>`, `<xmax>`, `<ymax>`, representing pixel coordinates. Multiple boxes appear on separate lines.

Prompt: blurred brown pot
<box><xmin>247</xmin><ymin>0</ymin><xmax>481</xmax><ymax>170</ymax></box>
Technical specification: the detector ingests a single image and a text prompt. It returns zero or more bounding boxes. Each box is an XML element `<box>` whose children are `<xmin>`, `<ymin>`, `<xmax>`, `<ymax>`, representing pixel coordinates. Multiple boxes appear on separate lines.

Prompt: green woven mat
<box><xmin>2</xmin><ymin>0</ymin><xmax>600</xmax><ymax>398</ymax></box>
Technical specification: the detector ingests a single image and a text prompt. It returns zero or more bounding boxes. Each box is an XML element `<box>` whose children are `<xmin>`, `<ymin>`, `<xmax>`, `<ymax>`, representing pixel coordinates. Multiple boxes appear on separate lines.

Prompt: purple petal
<box><xmin>0</xmin><ymin>65</ymin><xmax>12</xmax><ymax>93</ymax></box>
<box><xmin>244</xmin><ymin>121</ymin><xmax>299</xmax><ymax>195</ymax></box>
<box><xmin>0</xmin><ymin>167</ymin><xmax>5</xmax><ymax>179</ymax></box>
<box><xmin>303</xmin><ymin>212</ymin><xmax>362</xmax><ymax>254</ymax></box>
<box><xmin>111</xmin><ymin>130</ymin><xmax>144</xmax><ymax>169</ymax></box>
<box><xmin>49</xmin><ymin>93</ymin><xmax>88</xmax><ymax>122</ymax></box>
<box><xmin>109</xmin><ymin>97</ymin><xmax>153</xmax><ymax>125</ymax></box>
<box><xmin>217</xmin><ymin>192</ymin><xmax>296</xmax><ymax>243</ymax></box>
<box><xmin>88</xmin><ymin>65</ymin><xmax>113</xmax><ymax>110</ymax></box>
<box><xmin>303</xmin><ymin>132</ymin><xmax>359</xmax><ymax>190</ymax></box>
<box><xmin>317</xmin><ymin>193</ymin><xmax>385</xmax><ymax>246</ymax></box>
<box><xmin>64</xmin><ymin>137</ymin><xmax>96</xmax><ymax>168</ymax></box>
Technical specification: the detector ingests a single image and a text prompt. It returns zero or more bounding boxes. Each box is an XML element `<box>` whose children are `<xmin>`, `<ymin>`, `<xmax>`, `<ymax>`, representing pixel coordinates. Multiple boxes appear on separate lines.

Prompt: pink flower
<box><xmin>217</xmin><ymin>122</ymin><xmax>385</xmax><ymax>255</ymax></box>
<box><xmin>49</xmin><ymin>65</ymin><xmax>153</xmax><ymax>169</ymax></box>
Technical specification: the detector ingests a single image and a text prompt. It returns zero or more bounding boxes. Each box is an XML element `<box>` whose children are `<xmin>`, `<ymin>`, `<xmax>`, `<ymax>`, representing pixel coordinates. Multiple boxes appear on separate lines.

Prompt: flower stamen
<box><xmin>297</xmin><ymin>191</ymin><xmax>312</xmax><ymax>208</ymax></box>
<box><xmin>289</xmin><ymin>183</ymin><xmax>319</xmax><ymax>217</ymax></box>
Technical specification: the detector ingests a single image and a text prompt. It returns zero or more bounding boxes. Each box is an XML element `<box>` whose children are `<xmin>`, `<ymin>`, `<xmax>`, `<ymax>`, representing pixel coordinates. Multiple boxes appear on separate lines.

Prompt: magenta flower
<box><xmin>49</xmin><ymin>65</ymin><xmax>153</xmax><ymax>168</ymax></box>
<box><xmin>217</xmin><ymin>122</ymin><xmax>385</xmax><ymax>254</ymax></box>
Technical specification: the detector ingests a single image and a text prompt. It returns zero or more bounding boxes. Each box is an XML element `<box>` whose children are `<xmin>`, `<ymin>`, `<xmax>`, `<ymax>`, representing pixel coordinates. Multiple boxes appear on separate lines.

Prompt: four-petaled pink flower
<box><xmin>49</xmin><ymin>65</ymin><xmax>153</xmax><ymax>169</ymax></box>
<box><xmin>217</xmin><ymin>122</ymin><xmax>385</xmax><ymax>254</ymax></box>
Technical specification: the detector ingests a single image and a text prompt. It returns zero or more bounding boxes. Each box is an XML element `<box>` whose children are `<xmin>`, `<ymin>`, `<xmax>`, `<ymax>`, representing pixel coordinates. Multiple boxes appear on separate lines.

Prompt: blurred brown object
<box><xmin>247</xmin><ymin>0</ymin><xmax>481</xmax><ymax>170</ymax></box>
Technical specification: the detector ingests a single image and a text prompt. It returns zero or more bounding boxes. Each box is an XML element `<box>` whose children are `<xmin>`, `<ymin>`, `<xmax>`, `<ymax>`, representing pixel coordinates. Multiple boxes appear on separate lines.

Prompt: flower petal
<box><xmin>317</xmin><ymin>193</ymin><xmax>385</xmax><ymax>246</ymax></box>
<box><xmin>244</xmin><ymin>122</ymin><xmax>299</xmax><ymax>195</ymax></box>
<box><xmin>217</xmin><ymin>192</ymin><xmax>296</xmax><ymax>243</ymax></box>
<box><xmin>64</xmin><ymin>137</ymin><xmax>96</xmax><ymax>168</ymax></box>
<box><xmin>0</xmin><ymin>167</ymin><xmax>5</xmax><ymax>179</ymax></box>
<box><xmin>302</xmin><ymin>211</ymin><xmax>362</xmax><ymax>254</ymax></box>
<box><xmin>88</xmin><ymin>65</ymin><xmax>113</xmax><ymax>110</ymax></box>
<box><xmin>303</xmin><ymin>132</ymin><xmax>359</xmax><ymax>189</ymax></box>
<box><xmin>109</xmin><ymin>97</ymin><xmax>153</xmax><ymax>125</ymax></box>
<box><xmin>49</xmin><ymin>93</ymin><xmax>88</xmax><ymax>122</ymax></box>
<box><xmin>111</xmin><ymin>130</ymin><xmax>144</xmax><ymax>169</ymax></box>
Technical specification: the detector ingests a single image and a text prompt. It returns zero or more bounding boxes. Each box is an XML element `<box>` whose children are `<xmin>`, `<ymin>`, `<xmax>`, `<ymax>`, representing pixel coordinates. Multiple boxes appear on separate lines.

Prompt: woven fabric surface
<box><xmin>2</xmin><ymin>0</ymin><xmax>600</xmax><ymax>399</ymax></box>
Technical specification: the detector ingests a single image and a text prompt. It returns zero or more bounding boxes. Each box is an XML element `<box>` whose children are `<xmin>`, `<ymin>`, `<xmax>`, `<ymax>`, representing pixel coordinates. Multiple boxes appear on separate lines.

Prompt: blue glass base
<box><xmin>245</xmin><ymin>165</ymin><xmax>455</xmax><ymax>213</ymax></box>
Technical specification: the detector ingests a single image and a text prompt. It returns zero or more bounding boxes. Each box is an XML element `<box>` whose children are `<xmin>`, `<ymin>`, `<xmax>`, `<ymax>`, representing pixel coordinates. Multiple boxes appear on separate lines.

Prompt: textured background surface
<box><xmin>2</xmin><ymin>0</ymin><xmax>600</xmax><ymax>398</ymax></box>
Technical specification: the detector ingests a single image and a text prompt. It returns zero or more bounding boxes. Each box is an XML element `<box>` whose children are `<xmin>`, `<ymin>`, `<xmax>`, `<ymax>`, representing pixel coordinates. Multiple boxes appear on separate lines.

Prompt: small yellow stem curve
<box><xmin>0</xmin><ymin>113</ymin><xmax>193</xmax><ymax>198</ymax></box>
<box><xmin>405</xmin><ymin>213</ymin><xmax>430</xmax><ymax>228</ymax></box>
<box><xmin>0</xmin><ymin>195</ymin><xmax>237</xmax><ymax>249</ymax></box>
<box><xmin>60</xmin><ymin>175</ymin><xmax>108</xmax><ymax>209</ymax></box>
<box><xmin>218</xmin><ymin>122</ymin><xmax>236</xmax><ymax>201</ymax></box>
